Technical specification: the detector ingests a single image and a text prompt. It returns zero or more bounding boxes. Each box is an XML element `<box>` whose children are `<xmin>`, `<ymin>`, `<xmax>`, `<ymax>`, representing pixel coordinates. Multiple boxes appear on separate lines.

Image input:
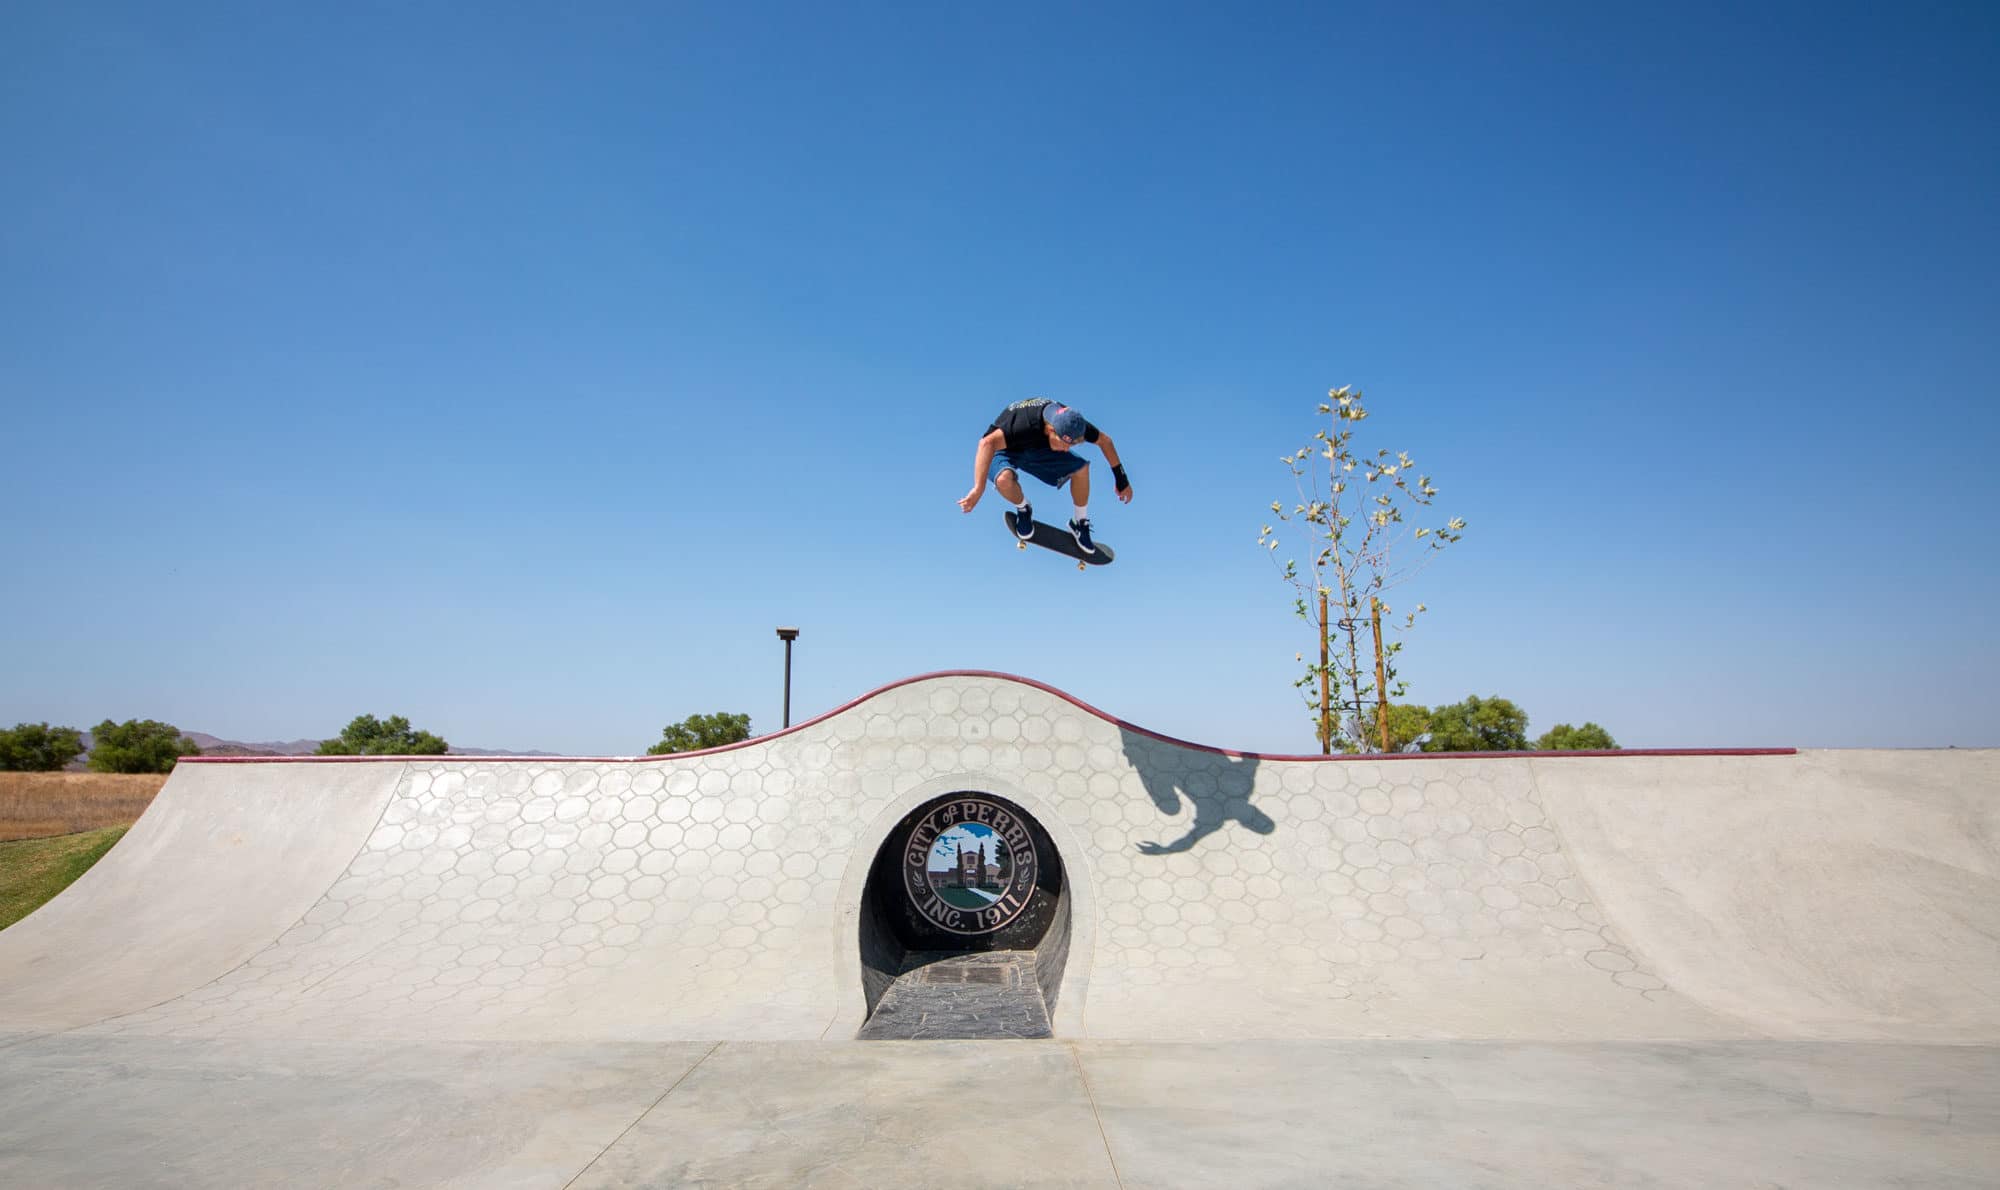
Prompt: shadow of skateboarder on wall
<box><xmin>1118</xmin><ymin>728</ymin><xmax>1276</xmax><ymax>854</ymax></box>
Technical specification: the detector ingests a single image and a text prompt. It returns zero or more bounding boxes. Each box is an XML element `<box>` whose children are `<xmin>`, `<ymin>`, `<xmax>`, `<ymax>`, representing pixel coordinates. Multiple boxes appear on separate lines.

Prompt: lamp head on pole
<box><xmin>775</xmin><ymin>627</ymin><xmax>800</xmax><ymax>643</ymax></box>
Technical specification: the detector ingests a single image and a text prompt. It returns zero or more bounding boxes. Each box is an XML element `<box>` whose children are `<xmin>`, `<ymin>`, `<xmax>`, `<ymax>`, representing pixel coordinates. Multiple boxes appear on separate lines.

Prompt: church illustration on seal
<box><xmin>899</xmin><ymin>796</ymin><xmax>1042</xmax><ymax>935</ymax></box>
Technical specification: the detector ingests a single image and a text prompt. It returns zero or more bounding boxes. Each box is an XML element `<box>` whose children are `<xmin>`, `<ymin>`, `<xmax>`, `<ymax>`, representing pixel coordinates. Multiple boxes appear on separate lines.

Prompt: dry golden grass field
<box><xmin>0</xmin><ymin>772</ymin><xmax>167</xmax><ymax>842</ymax></box>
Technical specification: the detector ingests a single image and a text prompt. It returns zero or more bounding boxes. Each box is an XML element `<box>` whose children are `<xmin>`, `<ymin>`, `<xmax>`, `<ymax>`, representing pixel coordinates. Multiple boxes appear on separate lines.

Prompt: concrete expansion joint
<box><xmin>1067</xmin><ymin>1040</ymin><xmax>1128</xmax><ymax>1190</ymax></box>
<box><xmin>562</xmin><ymin>1040</ymin><xmax>722</xmax><ymax>1190</ymax></box>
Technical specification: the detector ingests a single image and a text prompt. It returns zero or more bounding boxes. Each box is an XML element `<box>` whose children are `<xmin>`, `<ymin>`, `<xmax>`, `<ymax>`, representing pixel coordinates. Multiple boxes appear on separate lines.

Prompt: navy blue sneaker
<box><xmin>1013</xmin><ymin>505</ymin><xmax>1036</xmax><ymax>540</ymax></box>
<box><xmin>1068</xmin><ymin>517</ymin><xmax>1095</xmax><ymax>554</ymax></box>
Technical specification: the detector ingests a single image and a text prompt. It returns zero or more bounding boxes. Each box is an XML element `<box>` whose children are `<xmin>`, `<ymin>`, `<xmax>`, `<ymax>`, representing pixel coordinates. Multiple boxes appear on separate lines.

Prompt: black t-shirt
<box><xmin>986</xmin><ymin>398</ymin><xmax>1100</xmax><ymax>452</ymax></box>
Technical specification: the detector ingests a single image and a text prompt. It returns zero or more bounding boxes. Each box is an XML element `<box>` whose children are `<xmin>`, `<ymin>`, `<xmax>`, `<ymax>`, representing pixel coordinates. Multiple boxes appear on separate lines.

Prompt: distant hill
<box><xmin>184</xmin><ymin>732</ymin><xmax>319</xmax><ymax>757</ymax></box>
<box><xmin>64</xmin><ymin>731</ymin><xmax>560</xmax><ymax>768</ymax></box>
<box><xmin>449</xmin><ymin>745</ymin><xmax>565</xmax><ymax>759</ymax></box>
<box><xmin>185</xmin><ymin>732</ymin><xmax>561</xmax><ymax>758</ymax></box>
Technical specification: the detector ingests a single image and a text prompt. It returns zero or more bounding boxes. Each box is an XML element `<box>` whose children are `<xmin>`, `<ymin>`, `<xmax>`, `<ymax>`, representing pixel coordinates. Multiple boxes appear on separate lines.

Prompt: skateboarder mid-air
<box><xmin>957</xmin><ymin>398</ymin><xmax>1133</xmax><ymax>554</ymax></box>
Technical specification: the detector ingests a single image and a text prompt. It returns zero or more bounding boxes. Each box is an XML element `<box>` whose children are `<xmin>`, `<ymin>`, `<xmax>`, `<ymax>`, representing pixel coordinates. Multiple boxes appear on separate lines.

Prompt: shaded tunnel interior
<box><xmin>857</xmin><ymin>791</ymin><xmax>1069</xmax><ymax>1038</ymax></box>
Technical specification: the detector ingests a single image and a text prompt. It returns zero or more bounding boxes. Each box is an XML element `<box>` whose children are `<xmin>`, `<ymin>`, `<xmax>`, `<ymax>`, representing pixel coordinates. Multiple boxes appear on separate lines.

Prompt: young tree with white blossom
<box><xmin>1259</xmin><ymin>386</ymin><xmax>1466</xmax><ymax>753</ymax></box>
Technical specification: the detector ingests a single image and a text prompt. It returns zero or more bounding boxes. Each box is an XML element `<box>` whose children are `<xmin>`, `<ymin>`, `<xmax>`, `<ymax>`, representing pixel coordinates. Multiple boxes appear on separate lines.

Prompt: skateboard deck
<box><xmin>1004</xmin><ymin>511</ymin><xmax>1114</xmax><ymax>570</ymax></box>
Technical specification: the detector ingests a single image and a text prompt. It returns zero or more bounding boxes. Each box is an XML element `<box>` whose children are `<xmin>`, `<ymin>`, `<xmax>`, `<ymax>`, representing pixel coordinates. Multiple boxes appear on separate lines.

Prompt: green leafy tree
<box><xmin>1420</xmin><ymin>696</ymin><xmax>1529</xmax><ymax>753</ymax></box>
<box><xmin>647</xmin><ymin>712</ymin><xmax>751</xmax><ymax>755</ymax></box>
<box><xmin>0</xmin><ymin>722</ymin><xmax>88</xmax><ymax>771</ymax></box>
<box><xmin>1328</xmin><ymin>703</ymin><xmax>1436</xmax><ymax>754</ymax></box>
<box><xmin>1379</xmin><ymin>704</ymin><xmax>1435</xmax><ymax>753</ymax></box>
<box><xmin>87</xmin><ymin>719</ymin><xmax>201</xmax><ymax>773</ymax></box>
<box><xmin>1535</xmin><ymin>722</ymin><xmax>1619</xmax><ymax>751</ymax></box>
<box><xmin>316</xmin><ymin>714</ymin><xmax>449</xmax><ymax>756</ymax></box>
<box><xmin>1260</xmin><ymin>386</ymin><xmax>1467</xmax><ymax>753</ymax></box>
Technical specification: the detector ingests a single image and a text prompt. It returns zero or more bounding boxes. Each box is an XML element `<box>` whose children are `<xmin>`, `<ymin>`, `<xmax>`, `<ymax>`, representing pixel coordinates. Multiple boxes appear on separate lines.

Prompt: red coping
<box><xmin>178</xmin><ymin>669</ymin><xmax>1797</xmax><ymax>765</ymax></box>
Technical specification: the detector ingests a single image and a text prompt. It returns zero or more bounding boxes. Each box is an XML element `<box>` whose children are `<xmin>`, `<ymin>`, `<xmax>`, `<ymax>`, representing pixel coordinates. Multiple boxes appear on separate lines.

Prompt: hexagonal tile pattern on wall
<box><xmin>90</xmin><ymin>674</ymin><xmax>1740</xmax><ymax>1042</ymax></box>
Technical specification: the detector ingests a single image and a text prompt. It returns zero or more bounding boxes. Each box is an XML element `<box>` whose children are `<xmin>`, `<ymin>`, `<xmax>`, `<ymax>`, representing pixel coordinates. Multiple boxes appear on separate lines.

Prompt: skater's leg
<box><xmin>995</xmin><ymin>468</ymin><xmax>1026</xmax><ymax>506</ymax></box>
<box><xmin>1066</xmin><ymin>463</ymin><xmax>1095</xmax><ymax>552</ymax></box>
<box><xmin>997</xmin><ymin>467</ymin><xmax>1036</xmax><ymax>539</ymax></box>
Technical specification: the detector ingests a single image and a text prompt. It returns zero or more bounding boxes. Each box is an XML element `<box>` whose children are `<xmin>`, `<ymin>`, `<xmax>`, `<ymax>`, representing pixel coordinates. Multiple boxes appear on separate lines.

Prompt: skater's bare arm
<box><xmin>959</xmin><ymin>428</ymin><xmax>1005</xmax><ymax>513</ymax></box>
<box><xmin>1094</xmin><ymin>432</ymin><xmax>1134</xmax><ymax>503</ymax></box>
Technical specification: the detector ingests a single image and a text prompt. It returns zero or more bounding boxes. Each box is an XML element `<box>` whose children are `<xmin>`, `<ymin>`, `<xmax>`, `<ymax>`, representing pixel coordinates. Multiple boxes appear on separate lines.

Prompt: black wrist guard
<box><xmin>1112</xmin><ymin>464</ymin><xmax>1130</xmax><ymax>491</ymax></box>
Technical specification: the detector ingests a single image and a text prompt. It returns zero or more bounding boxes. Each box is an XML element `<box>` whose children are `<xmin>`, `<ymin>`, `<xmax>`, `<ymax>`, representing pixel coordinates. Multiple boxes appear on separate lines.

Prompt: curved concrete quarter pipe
<box><xmin>2</xmin><ymin>671</ymin><xmax>1997</xmax><ymax>1044</ymax></box>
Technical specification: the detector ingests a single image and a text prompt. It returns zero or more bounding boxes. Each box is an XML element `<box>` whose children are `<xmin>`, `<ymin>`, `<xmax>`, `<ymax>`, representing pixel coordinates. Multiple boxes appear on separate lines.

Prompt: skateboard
<box><xmin>1003</xmin><ymin>511</ymin><xmax>1115</xmax><ymax>571</ymax></box>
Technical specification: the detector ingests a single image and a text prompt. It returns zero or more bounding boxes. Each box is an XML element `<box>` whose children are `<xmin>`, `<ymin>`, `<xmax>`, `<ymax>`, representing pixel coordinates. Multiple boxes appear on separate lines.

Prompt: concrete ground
<box><xmin>1</xmin><ymin>673</ymin><xmax>1995</xmax><ymax>1187</ymax></box>
<box><xmin>2</xmin><ymin>1036</ymin><xmax>1991</xmax><ymax>1188</ymax></box>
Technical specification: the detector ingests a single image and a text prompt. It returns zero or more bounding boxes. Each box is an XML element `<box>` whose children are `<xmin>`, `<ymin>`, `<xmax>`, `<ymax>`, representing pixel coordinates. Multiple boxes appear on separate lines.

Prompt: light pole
<box><xmin>775</xmin><ymin>627</ymin><xmax>799</xmax><ymax>728</ymax></box>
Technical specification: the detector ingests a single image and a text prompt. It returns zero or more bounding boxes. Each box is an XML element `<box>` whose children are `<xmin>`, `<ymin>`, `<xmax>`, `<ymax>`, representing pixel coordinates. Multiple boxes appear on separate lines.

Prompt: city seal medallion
<box><xmin>900</xmin><ymin>795</ymin><xmax>1041</xmax><ymax>936</ymax></box>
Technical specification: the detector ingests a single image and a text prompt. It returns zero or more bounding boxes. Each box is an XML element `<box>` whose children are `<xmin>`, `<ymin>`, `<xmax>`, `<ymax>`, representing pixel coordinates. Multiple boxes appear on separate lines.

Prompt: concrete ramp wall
<box><xmin>1535</xmin><ymin>748</ymin><xmax>2000</xmax><ymax>1040</ymax></box>
<box><xmin>0</xmin><ymin>762</ymin><xmax>405</xmax><ymax>1031</ymax></box>
<box><xmin>2</xmin><ymin>673</ymin><xmax>1993</xmax><ymax>1044</ymax></box>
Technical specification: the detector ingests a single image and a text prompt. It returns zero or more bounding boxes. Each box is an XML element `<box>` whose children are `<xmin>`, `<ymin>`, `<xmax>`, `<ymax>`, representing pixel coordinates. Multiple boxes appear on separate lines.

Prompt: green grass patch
<box><xmin>937</xmin><ymin>886</ymin><xmax>994</xmax><ymax>910</ymax></box>
<box><xmin>0</xmin><ymin>826</ymin><xmax>128</xmax><ymax>931</ymax></box>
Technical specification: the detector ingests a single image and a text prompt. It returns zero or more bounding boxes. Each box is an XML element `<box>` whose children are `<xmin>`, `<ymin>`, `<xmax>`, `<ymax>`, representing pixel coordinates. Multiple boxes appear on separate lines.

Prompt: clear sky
<box><xmin>3</xmin><ymin>2</ymin><xmax>1995</xmax><ymax>755</ymax></box>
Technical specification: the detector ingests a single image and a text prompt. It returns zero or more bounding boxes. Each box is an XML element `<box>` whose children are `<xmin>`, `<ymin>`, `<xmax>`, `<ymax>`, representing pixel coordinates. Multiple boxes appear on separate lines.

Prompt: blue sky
<box><xmin>3</xmin><ymin>2</ymin><xmax>1995</xmax><ymax>755</ymax></box>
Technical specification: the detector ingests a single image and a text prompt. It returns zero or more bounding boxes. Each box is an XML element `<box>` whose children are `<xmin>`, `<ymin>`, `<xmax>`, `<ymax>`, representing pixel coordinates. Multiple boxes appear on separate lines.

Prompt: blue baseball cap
<box><xmin>1047</xmin><ymin>405</ymin><xmax>1088</xmax><ymax>442</ymax></box>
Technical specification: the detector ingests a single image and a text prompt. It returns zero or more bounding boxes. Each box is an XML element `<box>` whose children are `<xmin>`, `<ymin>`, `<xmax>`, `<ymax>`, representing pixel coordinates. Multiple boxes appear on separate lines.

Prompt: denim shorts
<box><xmin>990</xmin><ymin>447</ymin><xmax>1088</xmax><ymax>489</ymax></box>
